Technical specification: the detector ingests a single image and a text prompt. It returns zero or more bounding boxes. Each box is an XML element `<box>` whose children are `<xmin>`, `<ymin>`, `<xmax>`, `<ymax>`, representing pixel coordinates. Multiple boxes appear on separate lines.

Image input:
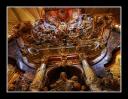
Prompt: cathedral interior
<box><xmin>8</xmin><ymin>7</ymin><xmax>121</xmax><ymax>92</ymax></box>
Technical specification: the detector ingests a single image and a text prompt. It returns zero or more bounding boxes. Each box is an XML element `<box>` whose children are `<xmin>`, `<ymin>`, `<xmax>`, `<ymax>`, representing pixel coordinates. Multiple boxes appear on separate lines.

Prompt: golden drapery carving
<box><xmin>8</xmin><ymin>8</ymin><xmax>45</xmax><ymax>37</ymax></box>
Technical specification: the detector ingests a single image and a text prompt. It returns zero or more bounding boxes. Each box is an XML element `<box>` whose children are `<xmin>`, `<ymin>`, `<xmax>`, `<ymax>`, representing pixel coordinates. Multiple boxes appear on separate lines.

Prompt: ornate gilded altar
<box><xmin>8</xmin><ymin>7</ymin><xmax>121</xmax><ymax>92</ymax></box>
